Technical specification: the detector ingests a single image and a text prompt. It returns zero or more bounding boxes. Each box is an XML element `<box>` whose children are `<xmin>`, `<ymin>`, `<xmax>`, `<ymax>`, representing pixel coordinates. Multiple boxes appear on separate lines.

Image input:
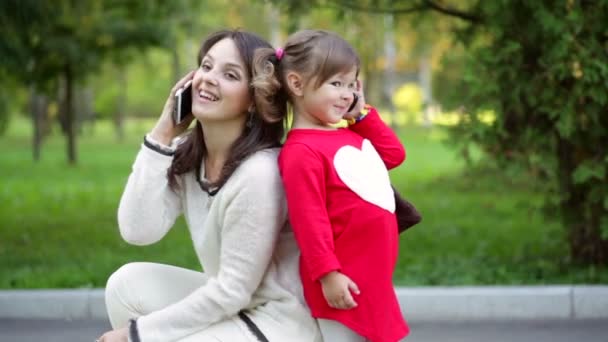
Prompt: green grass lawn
<box><xmin>1</xmin><ymin>117</ymin><xmax>606</xmax><ymax>288</ymax></box>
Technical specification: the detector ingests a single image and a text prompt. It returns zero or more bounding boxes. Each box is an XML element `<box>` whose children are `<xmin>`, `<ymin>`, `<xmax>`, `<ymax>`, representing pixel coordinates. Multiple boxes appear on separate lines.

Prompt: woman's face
<box><xmin>191</xmin><ymin>38</ymin><xmax>252</xmax><ymax>125</ymax></box>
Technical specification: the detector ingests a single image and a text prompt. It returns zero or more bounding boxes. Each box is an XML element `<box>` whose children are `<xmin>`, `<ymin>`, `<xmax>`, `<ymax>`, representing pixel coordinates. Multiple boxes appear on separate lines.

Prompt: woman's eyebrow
<box><xmin>204</xmin><ymin>53</ymin><xmax>243</xmax><ymax>72</ymax></box>
<box><xmin>224</xmin><ymin>62</ymin><xmax>244</xmax><ymax>72</ymax></box>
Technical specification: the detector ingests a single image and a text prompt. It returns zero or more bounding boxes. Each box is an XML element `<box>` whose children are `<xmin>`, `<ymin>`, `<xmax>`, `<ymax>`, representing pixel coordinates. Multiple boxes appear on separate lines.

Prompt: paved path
<box><xmin>1</xmin><ymin>318</ymin><xmax>607</xmax><ymax>342</ymax></box>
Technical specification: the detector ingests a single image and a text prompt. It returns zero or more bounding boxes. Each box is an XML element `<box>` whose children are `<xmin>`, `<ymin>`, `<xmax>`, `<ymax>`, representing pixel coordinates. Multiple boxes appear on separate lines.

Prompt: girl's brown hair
<box><xmin>252</xmin><ymin>30</ymin><xmax>360</xmax><ymax>120</ymax></box>
<box><xmin>167</xmin><ymin>29</ymin><xmax>285</xmax><ymax>193</ymax></box>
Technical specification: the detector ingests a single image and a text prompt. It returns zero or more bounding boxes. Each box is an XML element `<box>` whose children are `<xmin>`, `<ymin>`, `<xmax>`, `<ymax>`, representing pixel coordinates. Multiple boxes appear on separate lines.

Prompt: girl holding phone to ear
<box><xmin>252</xmin><ymin>30</ymin><xmax>410</xmax><ymax>342</ymax></box>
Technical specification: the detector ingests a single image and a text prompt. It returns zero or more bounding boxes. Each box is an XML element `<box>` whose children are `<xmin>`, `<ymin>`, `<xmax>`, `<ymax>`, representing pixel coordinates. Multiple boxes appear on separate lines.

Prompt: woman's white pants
<box><xmin>105</xmin><ymin>262</ymin><xmax>253</xmax><ymax>341</ymax></box>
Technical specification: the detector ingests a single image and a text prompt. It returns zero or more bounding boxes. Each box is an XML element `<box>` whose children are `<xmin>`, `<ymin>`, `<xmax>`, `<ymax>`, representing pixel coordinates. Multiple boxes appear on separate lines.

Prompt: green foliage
<box><xmin>91</xmin><ymin>49</ymin><xmax>174</xmax><ymax>120</ymax></box>
<box><xmin>437</xmin><ymin>1</ymin><xmax>608</xmax><ymax>263</ymax></box>
<box><xmin>0</xmin><ymin>0</ymin><xmax>196</xmax><ymax>162</ymax></box>
<box><xmin>0</xmin><ymin>0</ymin><xmax>175</xmax><ymax>92</ymax></box>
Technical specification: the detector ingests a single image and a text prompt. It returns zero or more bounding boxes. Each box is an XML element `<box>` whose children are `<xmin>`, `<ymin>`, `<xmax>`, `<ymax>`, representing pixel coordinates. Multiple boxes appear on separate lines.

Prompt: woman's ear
<box><xmin>286</xmin><ymin>72</ymin><xmax>304</xmax><ymax>97</ymax></box>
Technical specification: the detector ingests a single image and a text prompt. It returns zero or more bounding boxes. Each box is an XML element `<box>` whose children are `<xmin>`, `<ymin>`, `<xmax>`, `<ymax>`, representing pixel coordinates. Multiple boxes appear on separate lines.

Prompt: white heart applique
<box><xmin>333</xmin><ymin>139</ymin><xmax>395</xmax><ymax>213</ymax></box>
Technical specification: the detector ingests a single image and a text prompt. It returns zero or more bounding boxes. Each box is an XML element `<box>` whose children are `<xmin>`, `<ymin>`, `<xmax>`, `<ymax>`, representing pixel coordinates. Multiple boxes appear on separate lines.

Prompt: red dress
<box><xmin>278</xmin><ymin>107</ymin><xmax>410</xmax><ymax>342</ymax></box>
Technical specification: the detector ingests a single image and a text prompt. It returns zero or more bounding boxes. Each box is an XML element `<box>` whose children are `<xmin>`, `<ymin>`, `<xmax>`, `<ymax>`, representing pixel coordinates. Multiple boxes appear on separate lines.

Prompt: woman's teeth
<box><xmin>199</xmin><ymin>90</ymin><xmax>219</xmax><ymax>101</ymax></box>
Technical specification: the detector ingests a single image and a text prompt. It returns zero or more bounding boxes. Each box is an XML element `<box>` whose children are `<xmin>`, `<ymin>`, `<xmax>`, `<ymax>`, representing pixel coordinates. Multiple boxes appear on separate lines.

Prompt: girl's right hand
<box><xmin>343</xmin><ymin>79</ymin><xmax>366</xmax><ymax>121</ymax></box>
<box><xmin>149</xmin><ymin>70</ymin><xmax>196</xmax><ymax>145</ymax></box>
<box><xmin>319</xmin><ymin>271</ymin><xmax>360</xmax><ymax>310</ymax></box>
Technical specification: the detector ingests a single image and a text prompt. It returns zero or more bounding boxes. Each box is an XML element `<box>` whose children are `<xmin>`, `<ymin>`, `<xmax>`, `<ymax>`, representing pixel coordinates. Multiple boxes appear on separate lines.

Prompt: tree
<box><xmin>441</xmin><ymin>1</ymin><xmax>608</xmax><ymax>265</ymax></box>
<box><xmin>0</xmin><ymin>0</ymin><xmax>175</xmax><ymax>163</ymax></box>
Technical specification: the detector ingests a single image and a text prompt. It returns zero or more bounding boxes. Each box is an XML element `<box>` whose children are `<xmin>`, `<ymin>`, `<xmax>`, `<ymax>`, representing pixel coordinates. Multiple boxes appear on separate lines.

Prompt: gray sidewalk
<box><xmin>1</xmin><ymin>285</ymin><xmax>607</xmax><ymax>321</ymax></box>
<box><xmin>3</xmin><ymin>318</ymin><xmax>608</xmax><ymax>342</ymax></box>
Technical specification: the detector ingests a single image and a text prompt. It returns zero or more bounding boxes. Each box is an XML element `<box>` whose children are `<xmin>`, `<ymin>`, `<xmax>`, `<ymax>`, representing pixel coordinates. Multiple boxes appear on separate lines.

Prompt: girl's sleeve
<box><xmin>116</xmin><ymin>140</ymin><xmax>182</xmax><ymax>245</ymax></box>
<box><xmin>279</xmin><ymin>143</ymin><xmax>341</xmax><ymax>282</ymax></box>
<box><xmin>348</xmin><ymin>105</ymin><xmax>406</xmax><ymax>170</ymax></box>
<box><xmin>136</xmin><ymin>152</ymin><xmax>287</xmax><ymax>342</ymax></box>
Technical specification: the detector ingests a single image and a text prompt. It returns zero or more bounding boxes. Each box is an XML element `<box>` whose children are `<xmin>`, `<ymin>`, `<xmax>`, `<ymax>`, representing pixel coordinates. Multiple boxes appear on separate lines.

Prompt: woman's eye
<box><xmin>331</xmin><ymin>81</ymin><xmax>342</xmax><ymax>87</ymax></box>
<box><xmin>225</xmin><ymin>73</ymin><xmax>238</xmax><ymax>80</ymax></box>
<box><xmin>201</xmin><ymin>64</ymin><xmax>211</xmax><ymax>71</ymax></box>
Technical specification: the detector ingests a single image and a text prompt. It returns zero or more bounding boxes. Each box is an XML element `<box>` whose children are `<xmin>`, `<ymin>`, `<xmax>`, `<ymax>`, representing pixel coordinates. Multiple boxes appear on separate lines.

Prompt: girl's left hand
<box><xmin>96</xmin><ymin>327</ymin><xmax>128</xmax><ymax>342</ymax></box>
<box><xmin>343</xmin><ymin>79</ymin><xmax>366</xmax><ymax>120</ymax></box>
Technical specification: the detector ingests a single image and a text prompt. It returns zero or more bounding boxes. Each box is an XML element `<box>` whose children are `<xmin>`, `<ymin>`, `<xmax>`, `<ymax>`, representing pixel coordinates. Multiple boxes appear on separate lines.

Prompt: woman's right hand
<box><xmin>149</xmin><ymin>70</ymin><xmax>196</xmax><ymax>145</ymax></box>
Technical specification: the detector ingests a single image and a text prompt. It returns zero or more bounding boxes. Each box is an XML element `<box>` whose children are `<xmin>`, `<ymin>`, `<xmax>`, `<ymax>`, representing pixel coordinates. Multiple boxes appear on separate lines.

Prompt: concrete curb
<box><xmin>0</xmin><ymin>286</ymin><xmax>607</xmax><ymax>321</ymax></box>
<box><xmin>0</xmin><ymin>289</ymin><xmax>106</xmax><ymax>320</ymax></box>
<box><xmin>397</xmin><ymin>286</ymin><xmax>608</xmax><ymax>320</ymax></box>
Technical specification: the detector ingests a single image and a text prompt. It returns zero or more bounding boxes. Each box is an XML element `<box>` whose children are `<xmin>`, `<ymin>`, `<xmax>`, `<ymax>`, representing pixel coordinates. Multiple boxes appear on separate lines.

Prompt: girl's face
<box><xmin>191</xmin><ymin>38</ymin><xmax>252</xmax><ymax>125</ymax></box>
<box><xmin>298</xmin><ymin>67</ymin><xmax>358</xmax><ymax>127</ymax></box>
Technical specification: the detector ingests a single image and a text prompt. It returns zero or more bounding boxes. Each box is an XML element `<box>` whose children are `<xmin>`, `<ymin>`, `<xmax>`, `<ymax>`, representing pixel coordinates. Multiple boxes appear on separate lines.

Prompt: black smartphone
<box><xmin>174</xmin><ymin>80</ymin><xmax>192</xmax><ymax>124</ymax></box>
<box><xmin>347</xmin><ymin>93</ymin><xmax>359</xmax><ymax>113</ymax></box>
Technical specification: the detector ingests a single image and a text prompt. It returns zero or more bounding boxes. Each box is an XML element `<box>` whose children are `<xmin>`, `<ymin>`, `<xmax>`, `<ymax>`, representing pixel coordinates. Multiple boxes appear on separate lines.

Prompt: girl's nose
<box><xmin>341</xmin><ymin>90</ymin><xmax>351</xmax><ymax>100</ymax></box>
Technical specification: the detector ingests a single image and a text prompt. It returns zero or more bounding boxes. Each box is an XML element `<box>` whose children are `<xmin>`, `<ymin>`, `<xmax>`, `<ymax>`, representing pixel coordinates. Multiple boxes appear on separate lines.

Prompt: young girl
<box><xmin>253</xmin><ymin>30</ymin><xmax>409</xmax><ymax>342</ymax></box>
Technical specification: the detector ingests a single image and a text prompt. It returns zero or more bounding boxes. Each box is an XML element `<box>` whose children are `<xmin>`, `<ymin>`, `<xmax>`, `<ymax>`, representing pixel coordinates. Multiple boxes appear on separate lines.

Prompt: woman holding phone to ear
<box><xmin>96</xmin><ymin>29</ymin><xmax>321</xmax><ymax>342</ymax></box>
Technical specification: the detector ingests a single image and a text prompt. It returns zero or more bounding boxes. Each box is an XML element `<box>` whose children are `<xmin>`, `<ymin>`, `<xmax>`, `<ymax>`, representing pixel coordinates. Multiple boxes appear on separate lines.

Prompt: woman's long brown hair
<box><xmin>167</xmin><ymin>30</ymin><xmax>285</xmax><ymax>193</ymax></box>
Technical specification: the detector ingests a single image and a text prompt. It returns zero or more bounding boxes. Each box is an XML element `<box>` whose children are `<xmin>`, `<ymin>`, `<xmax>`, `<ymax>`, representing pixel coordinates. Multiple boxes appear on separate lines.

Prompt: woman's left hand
<box><xmin>96</xmin><ymin>326</ymin><xmax>128</xmax><ymax>342</ymax></box>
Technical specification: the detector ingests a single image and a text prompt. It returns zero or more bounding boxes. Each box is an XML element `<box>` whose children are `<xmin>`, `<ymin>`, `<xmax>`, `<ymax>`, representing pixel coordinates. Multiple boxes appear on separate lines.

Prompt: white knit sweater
<box><xmin>117</xmin><ymin>143</ymin><xmax>321</xmax><ymax>342</ymax></box>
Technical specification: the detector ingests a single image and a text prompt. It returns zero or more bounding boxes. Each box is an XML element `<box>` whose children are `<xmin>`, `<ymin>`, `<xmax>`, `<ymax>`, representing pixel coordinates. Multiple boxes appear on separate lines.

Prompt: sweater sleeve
<box><xmin>136</xmin><ymin>151</ymin><xmax>287</xmax><ymax>342</ymax></box>
<box><xmin>348</xmin><ymin>106</ymin><xmax>406</xmax><ymax>170</ymax></box>
<box><xmin>117</xmin><ymin>144</ymin><xmax>182</xmax><ymax>245</ymax></box>
<box><xmin>279</xmin><ymin>143</ymin><xmax>341</xmax><ymax>282</ymax></box>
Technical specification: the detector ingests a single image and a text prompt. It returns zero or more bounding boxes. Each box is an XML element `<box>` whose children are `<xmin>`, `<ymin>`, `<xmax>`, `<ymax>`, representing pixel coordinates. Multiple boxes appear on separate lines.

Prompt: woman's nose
<box><xmin>201</xmin><ymin>71</ymin><xmax>219</xmax><ymax>86</ymax></box>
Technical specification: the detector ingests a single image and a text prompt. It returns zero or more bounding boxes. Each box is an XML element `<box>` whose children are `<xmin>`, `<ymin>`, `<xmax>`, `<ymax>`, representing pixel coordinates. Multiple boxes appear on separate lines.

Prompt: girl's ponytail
<box><xmin>252</xmin><ymin>47</ymin><xmax>288</xmax><ymax>124</ymax></box>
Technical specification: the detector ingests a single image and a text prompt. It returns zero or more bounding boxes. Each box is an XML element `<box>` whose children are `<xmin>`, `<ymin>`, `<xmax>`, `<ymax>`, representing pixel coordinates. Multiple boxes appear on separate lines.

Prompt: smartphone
<box><xmin>174</xmin><ymin>80</ymin><xmax>192</xmax><ymax>124</ymax></box>
<box><xmin>347</xmin><ymin>93</ymin><xmax>359</xmax><ymax>113</ymax></box>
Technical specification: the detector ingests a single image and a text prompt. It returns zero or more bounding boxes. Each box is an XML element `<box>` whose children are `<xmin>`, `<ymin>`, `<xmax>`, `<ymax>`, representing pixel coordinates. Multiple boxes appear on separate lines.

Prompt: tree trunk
<box><xmin>64</xmin><ymin>65</ymin><xmax>77</xmax><ymax>164</ymax></box>
<box><xmin>557</xmin><ymin>136</ymin><xmax>608</xmax><ymax>264</ymax></box>
<box><xmin>29</xmin><ymin>87</ymin><xmax>48</xmax><ymax>162</ymax></box>
<box><xmin>57</xmin><ymin>77</ymin><xmax>69</xmax><ymax>136</ymax></box>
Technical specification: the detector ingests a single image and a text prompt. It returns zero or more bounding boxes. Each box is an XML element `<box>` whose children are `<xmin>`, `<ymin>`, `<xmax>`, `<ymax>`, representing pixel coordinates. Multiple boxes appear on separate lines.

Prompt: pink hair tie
<box><xmin>275</xmin><ymin>48</ymin><xmax>284</xmax><ymax>61</ymax></box>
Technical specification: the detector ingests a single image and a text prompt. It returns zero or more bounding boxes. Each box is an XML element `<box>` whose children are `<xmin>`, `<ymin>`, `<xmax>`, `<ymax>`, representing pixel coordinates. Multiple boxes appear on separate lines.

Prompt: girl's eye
<box><xmin>348</xmin><ymin>83</ymin><xmax>356</xmax><ymax>90</ymax></box>
<box><xmin>201</xmin><ymin>63</ymin><xmax>211</xmax><ymax>71</ymax></box>
<box><xmin>331</xmin><ymin>81</ymin><xmax>342</xmax><ymax>87</ymax></box>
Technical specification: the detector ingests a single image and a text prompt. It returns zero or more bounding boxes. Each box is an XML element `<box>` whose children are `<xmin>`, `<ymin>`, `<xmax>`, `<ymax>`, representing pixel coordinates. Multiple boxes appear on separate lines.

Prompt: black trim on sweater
<box><xmin>128</xmin><ymin>318</ymin><xmax>141</xmax><ymax>342</ymax></box>
<box><xmin>238</xmin><ymin>311</ymin><xmax>269</xmax><ymax>342</ymax></box>
<box><xmin>143</xmin><ymin>135</ymin><xmax>175</xmax><ymax>156</ymax></box>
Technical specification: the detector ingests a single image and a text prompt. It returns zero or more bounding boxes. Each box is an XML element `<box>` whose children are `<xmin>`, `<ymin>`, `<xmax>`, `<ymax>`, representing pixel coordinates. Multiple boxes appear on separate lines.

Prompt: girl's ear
<box><xmin>286</xmin><ymin>72</ymin><xmax>304</xmax><ymax>97</ymax></box>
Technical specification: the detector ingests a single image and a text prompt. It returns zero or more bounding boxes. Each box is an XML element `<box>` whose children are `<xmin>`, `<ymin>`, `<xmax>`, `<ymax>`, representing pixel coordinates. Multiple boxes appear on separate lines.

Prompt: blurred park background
<box><xmin>1</xmin><ymin>0</ymin><xmax>607</xmax><ymax>289</ymax></box>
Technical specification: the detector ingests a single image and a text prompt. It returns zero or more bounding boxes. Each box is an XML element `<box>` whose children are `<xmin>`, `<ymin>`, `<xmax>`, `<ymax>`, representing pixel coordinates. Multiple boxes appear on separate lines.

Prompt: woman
<box><xmin>97</xmin><ymin>30</ymin><xmax>321</xmax><ymax>342</ymax></box>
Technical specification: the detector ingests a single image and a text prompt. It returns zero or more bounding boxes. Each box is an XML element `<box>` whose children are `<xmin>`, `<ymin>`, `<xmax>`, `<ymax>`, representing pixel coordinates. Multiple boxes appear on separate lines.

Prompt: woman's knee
<box><xmin>106</xmin><ymin>262</ymin><xmax>144</xmax><ymax>296</ymax></box>
<box><xmin>105</xmin><ymin>262</ymin><xmax>148</xmax><ymax>327</ymax></box>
